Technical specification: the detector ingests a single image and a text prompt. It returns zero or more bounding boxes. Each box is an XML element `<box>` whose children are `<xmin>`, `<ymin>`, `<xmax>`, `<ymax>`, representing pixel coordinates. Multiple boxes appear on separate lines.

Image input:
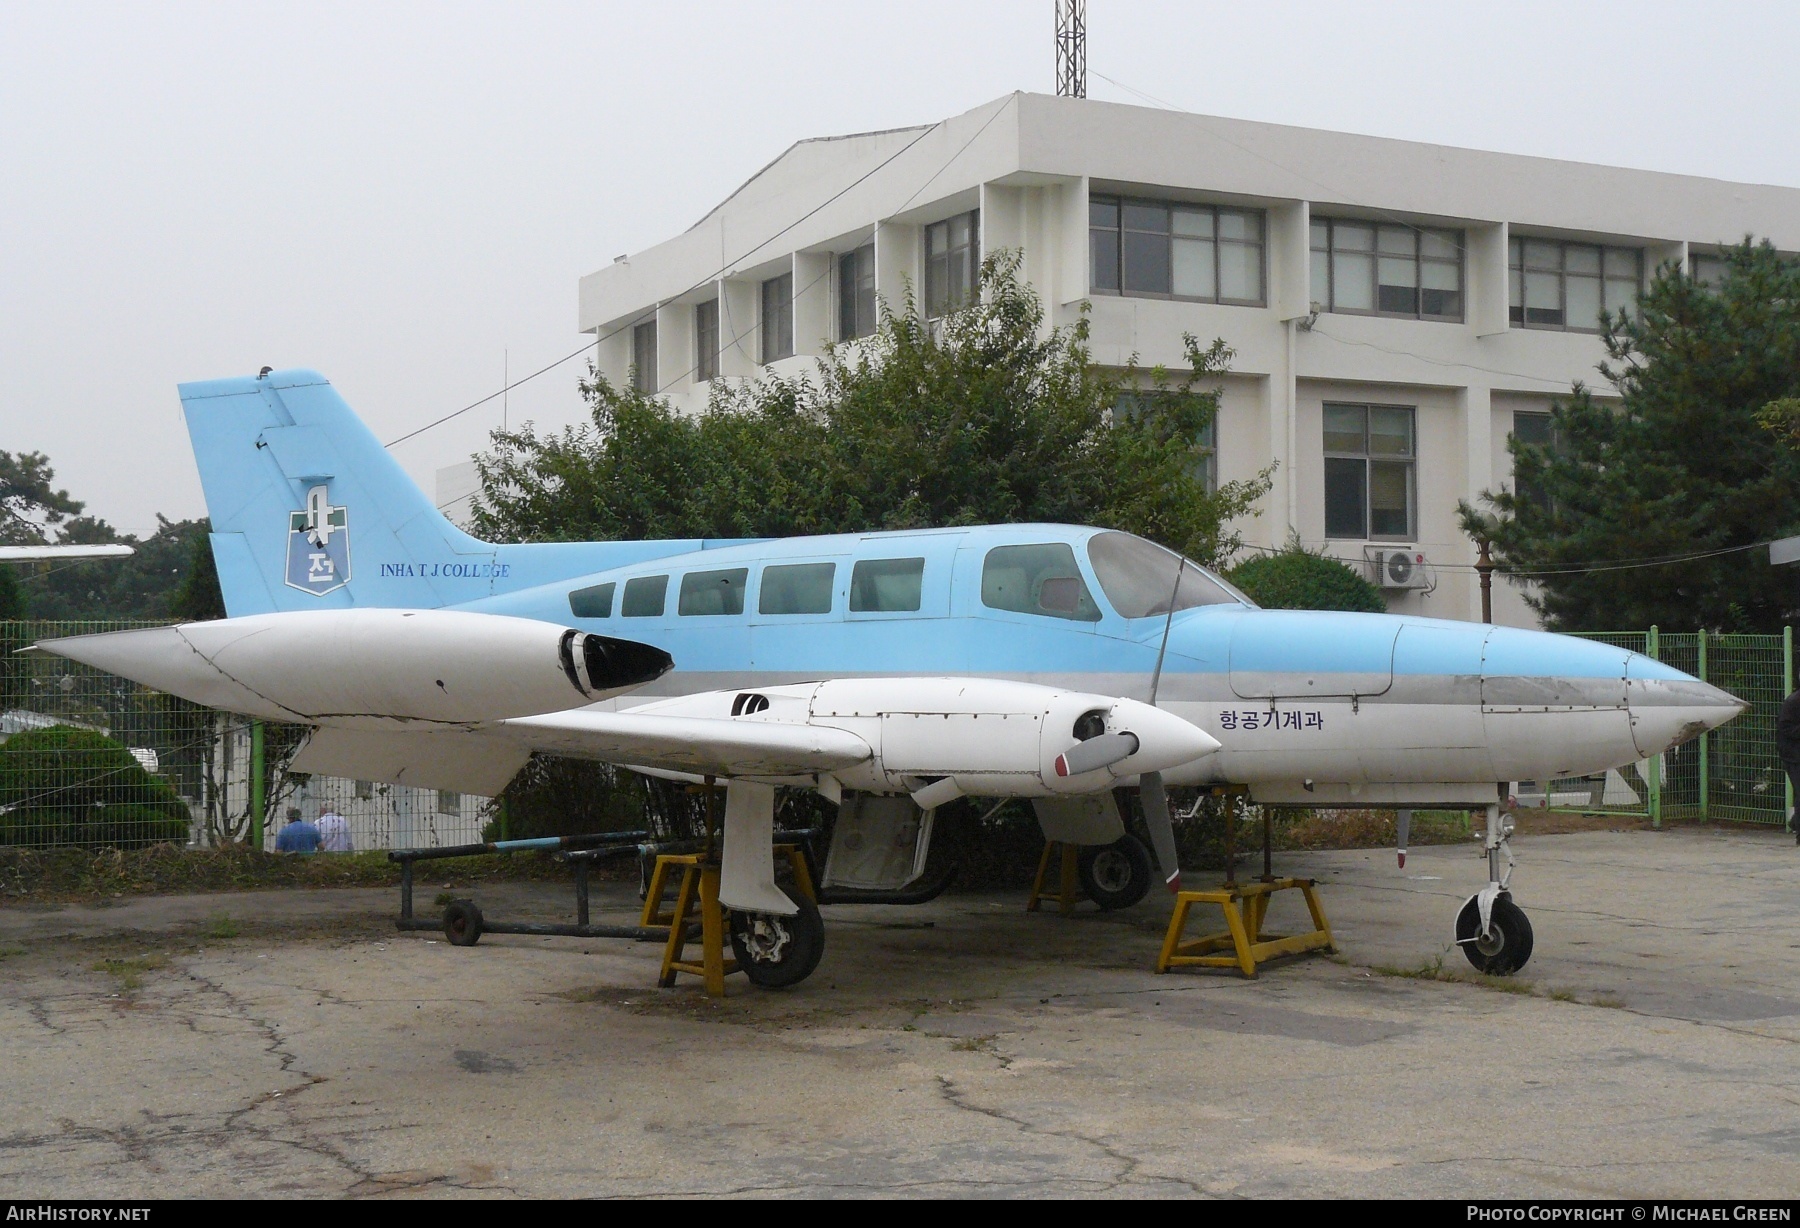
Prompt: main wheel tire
<box><xmin>443</xmin><ymin>899</ymin><xmax>484</xmax><ymax>947</ymax></box>
<box><xmin>729</xmin><ymin>891</ymin><xmax>826</xmax><ymax>989</ymax></box>
<box><xmin>1455</xmin><ymin>894</ymin><xmax>1534</xmax><ymax>975</ymax></box>
<box><xmin>1077</xmin><ymin>834</ymin><xmax>1154</xmax><ymax>911</ymax></box>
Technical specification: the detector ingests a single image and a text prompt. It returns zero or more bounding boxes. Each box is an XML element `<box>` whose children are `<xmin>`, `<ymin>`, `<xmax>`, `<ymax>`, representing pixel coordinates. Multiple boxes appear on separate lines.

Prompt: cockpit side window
<box><xmin>980</xmin><ymin>543</ymin><xmax>1102</xmax><ymax>622</ymax></box>
<box><xmin>1085</xmin><ymin>530</ymin><xmax>1252</xmax><ymax>617</ymax></box>
<box><xmin>568</xmin><ymin>582</ymin><xmax>615</xmax><ymax>619</ymax></box>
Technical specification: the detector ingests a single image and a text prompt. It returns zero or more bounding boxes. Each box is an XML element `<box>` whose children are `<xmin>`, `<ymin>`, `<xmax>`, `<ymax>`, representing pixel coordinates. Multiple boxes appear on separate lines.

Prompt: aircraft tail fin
<box><xmin>179</xmin><ymin>369</ymin><xmax>502</xmax><ymax>616</ymax></box>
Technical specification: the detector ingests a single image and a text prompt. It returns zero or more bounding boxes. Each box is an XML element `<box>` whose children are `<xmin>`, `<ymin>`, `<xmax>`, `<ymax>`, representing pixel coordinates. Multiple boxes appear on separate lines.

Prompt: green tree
<box><xmin>473</xmin><ymin>253</ymin><xmax>1270</xmax><ymax>567</ymax></box>
<box><xmin>0</xmin><ymin>451</ymin><xmax>83</xmax><ymax>545</ymax></box>
<box><xmin>22</xmin><ymin>516</ymin><xmax>218</xmax><ymax>621</ymax></box>
<box><xmin>1228</xmin><ymin>537</ymin><xmax>1386</xmax><ymax>612</ymax></box>
<box><xmin>1460</xmin><ymin>240</ymin><xmax>1800</xmax><ymax>632</ymax></box>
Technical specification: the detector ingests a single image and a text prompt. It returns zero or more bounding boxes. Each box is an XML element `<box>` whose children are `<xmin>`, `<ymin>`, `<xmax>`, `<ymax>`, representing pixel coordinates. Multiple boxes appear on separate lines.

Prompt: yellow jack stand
<box><xmin>645</xmin><ymin>845</ymin><xmax>816</xmax><ymax>998</ymax></box>
<box><xmin>1026</xmin><ymin>841</ymin><xmax>1088</xmax><ymax>915</ymax></box>
<box><xmin>1156</xmin><ymin>877</ymin><xmax>1336</xmax><ymax>978</ymax></box>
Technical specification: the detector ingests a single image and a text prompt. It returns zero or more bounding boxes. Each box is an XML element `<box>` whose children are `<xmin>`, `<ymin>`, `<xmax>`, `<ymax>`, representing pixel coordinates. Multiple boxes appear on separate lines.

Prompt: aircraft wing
<box><xmin>0</xmin><ymin>544</ymin><xmax>134</xmax><ymax>561</ymax></box>
<box><xmin>498</xmin><ymin>709</ymin><xmax>873</xmax><ymax>778</ymax></box>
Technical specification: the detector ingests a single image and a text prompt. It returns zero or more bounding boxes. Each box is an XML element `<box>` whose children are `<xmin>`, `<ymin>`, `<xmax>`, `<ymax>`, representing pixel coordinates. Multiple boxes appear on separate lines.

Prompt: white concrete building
<box><xmin>576</xmin><ymin>92</ymin><xmax>1800</xmax><ymax>627</ymax></box>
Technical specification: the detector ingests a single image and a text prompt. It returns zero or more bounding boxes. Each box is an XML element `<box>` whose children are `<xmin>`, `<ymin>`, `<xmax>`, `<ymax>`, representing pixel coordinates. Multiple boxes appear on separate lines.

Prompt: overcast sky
<box><xmin>3</xmin><ymin>1</ymin><xmax>1797</xmax><ymax>537</ymax></box>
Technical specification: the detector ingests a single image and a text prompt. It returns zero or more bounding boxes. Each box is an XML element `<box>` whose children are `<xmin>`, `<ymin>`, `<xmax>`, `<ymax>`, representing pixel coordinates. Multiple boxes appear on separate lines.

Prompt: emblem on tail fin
<box><xmin>285</xmin><ymin>484</ymin><xmax>351</xmax><ymax>595</ymax></box>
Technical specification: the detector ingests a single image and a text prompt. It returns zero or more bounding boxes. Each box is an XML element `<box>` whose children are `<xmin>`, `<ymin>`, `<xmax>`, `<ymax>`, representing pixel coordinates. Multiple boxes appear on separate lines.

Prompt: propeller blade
<box><xmin>1139</xmin><ymin>770</ymin><xmax>1181</xmax><ymax>892</ymax></box>
<box><xmin>1054</xmin><ymin>731</ymin><xmax>1139</xmax><ymax>777</ymax></box>
<box><xmin>1396</xmin><ymin>807</ymin><xmax>1411</xmax><ymax>870</ymax></box>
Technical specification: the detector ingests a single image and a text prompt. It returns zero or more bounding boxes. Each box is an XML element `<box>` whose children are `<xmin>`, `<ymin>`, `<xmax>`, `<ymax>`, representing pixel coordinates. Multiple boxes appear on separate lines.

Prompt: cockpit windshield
<box><xmin>1086</xmin><ymin>531</ymin><xmax>1256</xmax><ymax>617</ymax></box>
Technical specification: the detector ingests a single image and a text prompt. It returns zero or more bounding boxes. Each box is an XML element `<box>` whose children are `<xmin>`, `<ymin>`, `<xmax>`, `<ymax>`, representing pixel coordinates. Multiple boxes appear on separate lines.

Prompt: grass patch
<box><xmin>0</xmin><ymin>945</ymin><xmax>23</xmax><ymax>961</ymax></box>
<box><xmin>433</xmin><ymin>891</ymin><xmax>457</xmax><ymax>908</ymax></box>
<box><xmin>201</xmin><ymin>913</ymin><xmax>239</xmax><ymax>940</ymax></box>
<box><xmin>92</xmin><ymin>953</ymin><xmax>169</xmax><ymax>991</ymax></box>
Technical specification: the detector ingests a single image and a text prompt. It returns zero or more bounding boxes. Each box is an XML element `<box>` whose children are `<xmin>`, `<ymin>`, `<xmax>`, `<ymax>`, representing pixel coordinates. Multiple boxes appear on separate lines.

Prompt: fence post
<box><xmin>1697</xmin><ymin>629</ymin><xmax>1709</xmax><ymax>823</ymax></box>
<box><xmin>250</xmin><ymin>720</ymin><xmax>266</xmax><ymax>850</ymax></box>
<box><xmin>1647</xmin><ymin>625</ymin><xmax>1661</xmax><ymax>829</ymax></box>
<box><xmin>1787</xmin><ymin>625</ymin><xmax>1795</xmax><ymax>825</ymax></box>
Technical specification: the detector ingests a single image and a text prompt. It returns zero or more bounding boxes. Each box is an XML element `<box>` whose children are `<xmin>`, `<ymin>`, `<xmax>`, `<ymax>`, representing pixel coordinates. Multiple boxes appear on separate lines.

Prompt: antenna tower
<box><xmin>1055</xmin><ymin>0</ymin><xmax>1086</xmax><ymax>98</ymax></box>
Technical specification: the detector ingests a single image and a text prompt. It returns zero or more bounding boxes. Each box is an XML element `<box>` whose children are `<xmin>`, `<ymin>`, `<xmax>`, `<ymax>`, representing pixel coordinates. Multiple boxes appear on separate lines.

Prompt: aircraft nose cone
<box><xmin>1111</xmin><ymin>697</ymin><xmax>1221</xmax><ymax>772</ymax></box>
<box><xmin>1626</xmin><ymin>659</ymin><xmax>1749</xmax><ymax>759</ymax></box>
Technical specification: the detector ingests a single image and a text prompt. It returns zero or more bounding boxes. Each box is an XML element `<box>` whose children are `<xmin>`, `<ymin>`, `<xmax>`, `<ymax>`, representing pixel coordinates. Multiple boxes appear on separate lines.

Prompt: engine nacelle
<box><xmin>38</xmin><ymin>609</ymin><xmax>671</xmax><ymax>726</ymax></box>
<box><xmin>637</xmin><ymin>677</ymin><xmax>1218</xmax><ymax>798</ymax></box>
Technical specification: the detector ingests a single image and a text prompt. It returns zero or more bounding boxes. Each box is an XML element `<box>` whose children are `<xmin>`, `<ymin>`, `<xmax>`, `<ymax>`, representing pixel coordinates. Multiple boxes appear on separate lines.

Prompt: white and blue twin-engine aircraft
<box><xmin>40</xmin><ymin>370</ymin><xmax>1743</xmax><ymax>984</ymax></box>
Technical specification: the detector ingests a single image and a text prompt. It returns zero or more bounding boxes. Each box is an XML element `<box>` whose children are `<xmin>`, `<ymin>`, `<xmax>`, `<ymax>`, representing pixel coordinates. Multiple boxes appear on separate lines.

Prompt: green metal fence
<box><xmin>4</xmin><ymin>619</ymin><xmax>1793</xmax><ymax>848</ymax></box>
<box><xmin>0</xmin><ymin>621</ymin><xmax>488</xmax><ymax>851</ymax></box>
<box><xmin>1543</xmin><ymin>627</ymin><xmax>1795</xmax><ymax>827</ymax></box>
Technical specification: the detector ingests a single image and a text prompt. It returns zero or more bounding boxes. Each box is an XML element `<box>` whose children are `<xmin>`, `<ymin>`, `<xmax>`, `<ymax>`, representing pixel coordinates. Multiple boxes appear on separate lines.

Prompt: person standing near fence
<box><xmin>1781</xmin><ymin>688</ymin><xmax>1800</xmax><ymax>844</ymax></box>
<box><xmin>316</xmin><ymin>806</ymin><xmax>352</xmax><ymax>853</ymax></box>
<box><xmin>274</xmin><ymin>808</ymin><xmax>321</xmax><ymax>854</ymax></box>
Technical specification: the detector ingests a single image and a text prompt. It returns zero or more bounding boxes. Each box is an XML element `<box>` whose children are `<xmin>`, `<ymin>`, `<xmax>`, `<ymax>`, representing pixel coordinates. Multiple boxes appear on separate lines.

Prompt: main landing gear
<box><xmin>1455</xmin><ymin>802</ymin><xmax>1534</xmax><ymax>975</ymax></box>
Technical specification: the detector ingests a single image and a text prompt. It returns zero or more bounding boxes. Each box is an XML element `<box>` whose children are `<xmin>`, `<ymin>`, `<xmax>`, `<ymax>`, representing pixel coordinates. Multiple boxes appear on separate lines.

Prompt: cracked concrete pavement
<box><xmin>3</xmin><ymin>824</ymin><xmax>1800</xmax><ymax>1198</ymax></box>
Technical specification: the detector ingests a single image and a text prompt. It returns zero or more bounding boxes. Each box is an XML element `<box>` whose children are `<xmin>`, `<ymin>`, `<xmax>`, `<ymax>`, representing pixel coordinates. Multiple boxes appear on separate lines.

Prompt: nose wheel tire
<box><xmin>1455</xmin><ymin>894</ymin><xmax>1533</xmax><ymax>975</ymax></box>
<box><xmin>729</xmin><ymin>891</ymin><xmax>826</xmax><ymax>988</ymax></box>
<box><xmin>1077</xmin><ymin>834</ymin><xmax>1154</xmax><ymax>911</ymax></box>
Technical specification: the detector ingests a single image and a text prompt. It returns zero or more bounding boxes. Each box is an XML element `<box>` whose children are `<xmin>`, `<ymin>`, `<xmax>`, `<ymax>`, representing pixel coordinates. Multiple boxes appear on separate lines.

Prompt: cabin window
<box><xmin>849</xmin><ymin>557</ymin><xmax>924</xmax><ymax>612</ymax></box>
<box><xmin>621</xmin><ymin>575</ymin><xmax>668</xmax><ymax>617</ymax></box>
<box><xmin>759</xmin><ymin>562</ymin><xmax>836</xmax><ymax>615</ymax></box>
<box><xmin>679</xmin><ymin>568</ymin><xmax>748</xmax><ymax>616</ymax></box>
<box><xmin>1086</xmin><ymin>531</ymin><xmax>1246</xmax><ymax>617</ymax></box>
<box><xmin>981</xmin><ymin>544</ymin><xmax>1101</xmax><ymax>622</ymax></box>
<box><xmin>568</xmin><ymin>582</ymin><xmax>615</xmax><ymax>619</ymax></box>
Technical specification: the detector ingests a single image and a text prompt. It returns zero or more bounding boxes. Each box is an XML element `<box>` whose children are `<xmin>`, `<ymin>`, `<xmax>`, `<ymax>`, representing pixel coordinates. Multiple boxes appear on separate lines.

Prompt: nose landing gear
<box><xmin>1455</xmin><ymin>803</ymin><xmax>1534</xmax><ymax>975</ymax></box>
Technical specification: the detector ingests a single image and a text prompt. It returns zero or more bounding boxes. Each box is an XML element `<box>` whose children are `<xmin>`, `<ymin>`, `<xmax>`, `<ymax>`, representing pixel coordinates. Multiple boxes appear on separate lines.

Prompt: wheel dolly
<box><xmin>388</xmin><ymin>827</ymin><xmax>824</xmax><ymax>991</ymax></box>
<box><xmin>390</xmin><ymin>832</ymin><xmax>672</xmax><ymax>946</ymax></box>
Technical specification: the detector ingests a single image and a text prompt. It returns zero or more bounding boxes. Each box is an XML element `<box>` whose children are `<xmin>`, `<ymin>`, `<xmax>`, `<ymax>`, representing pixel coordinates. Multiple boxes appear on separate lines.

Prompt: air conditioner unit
<box><xmin>1366</xmin><ymin>547</ymin><xmax>1429</xmax><ymax>590</ymax></box>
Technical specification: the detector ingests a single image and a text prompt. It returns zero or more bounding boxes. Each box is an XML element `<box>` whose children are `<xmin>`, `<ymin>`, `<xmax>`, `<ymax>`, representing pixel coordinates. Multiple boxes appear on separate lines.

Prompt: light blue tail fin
<box><xmin>182</xmin><ymin>368</ymin><xmax>717</xmax><ymax>617</ymax></box>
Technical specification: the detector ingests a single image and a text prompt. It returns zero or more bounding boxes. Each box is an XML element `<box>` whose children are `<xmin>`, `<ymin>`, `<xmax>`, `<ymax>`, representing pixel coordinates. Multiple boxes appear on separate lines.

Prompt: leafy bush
<box><xmin>0</xmin><ymin>725</ymin><xmax>190</xmax><ymax>849</ymax></box>
<box><xmin>1228</xmin><ymin>539</ymin><xmax>1386</xmax><ymax>612</ymax></box>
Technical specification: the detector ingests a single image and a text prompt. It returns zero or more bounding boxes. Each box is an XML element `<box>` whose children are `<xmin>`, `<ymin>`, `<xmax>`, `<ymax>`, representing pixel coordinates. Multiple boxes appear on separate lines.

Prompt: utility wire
<box><xmin>386</xmin><ymin>115</ymin><xmax>952</xmax><ymax>449</ymax></box>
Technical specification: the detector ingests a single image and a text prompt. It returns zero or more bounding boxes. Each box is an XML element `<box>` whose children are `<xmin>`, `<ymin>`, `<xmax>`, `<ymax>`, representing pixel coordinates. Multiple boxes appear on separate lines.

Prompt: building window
<box><xmin>695</xmin><ymin>299</ymin><xmax>719</xmax><ymax>381</ymax></box>
<box><xmin>838</xmin><ymin>245</ymin><xmax>876</xmax><ymax>340</ymax></box>
<box><xmin>1090</xmin><ymin>196</ymin><xmax>1265</xmax><ymax>305</ymax></box>
<box><xmin>1510</xmin><ymin>410</ymin><xmax>1556</xmax><ymax>513</ymax></box>
<box><xmin>924</xmin><ymin>210</ymin><xmax>979</xmax><ymax>318</ymax></box>
<box><xmin>1115</xmin><ymin>392</ymin><xmax>1217</xmax><ymax>492</ymax></box>
<box><xmin>1311</xmin><ymin>219</ymin><xmax>1462</xmax><ymax>321</ymax></box>
<box><xmin>437</xmin><ymin>790</ymin><xmax>461</xmax><ymax>816</ymax></box>
<box><xmin>1323</xmin><ymin>403</ymin><xmax>1415</xmax><ymax>541</ymax></box>
<box><xmin>761</xmin><ymin>272</ymin><xmax>793</xmax><ymax>363</ymax></box>
<box><xmin>1691</xmin><ymin>253</ymin><xmax>1727</xmax><ymax>289</ymax></box>
<box><xmin>631</xmin><ymin>320</ymin><xmax>658</xmax><ymax>392</ymax></box>
<box><xmin>354</xmin><ymin>779</ymin><xmax>374</xmax><ymax>800</ymax></box>
<box><xmin>1509</xmin><ymin>238</ymin><xmax>1641</xmax><ymax>331</ymax></box>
